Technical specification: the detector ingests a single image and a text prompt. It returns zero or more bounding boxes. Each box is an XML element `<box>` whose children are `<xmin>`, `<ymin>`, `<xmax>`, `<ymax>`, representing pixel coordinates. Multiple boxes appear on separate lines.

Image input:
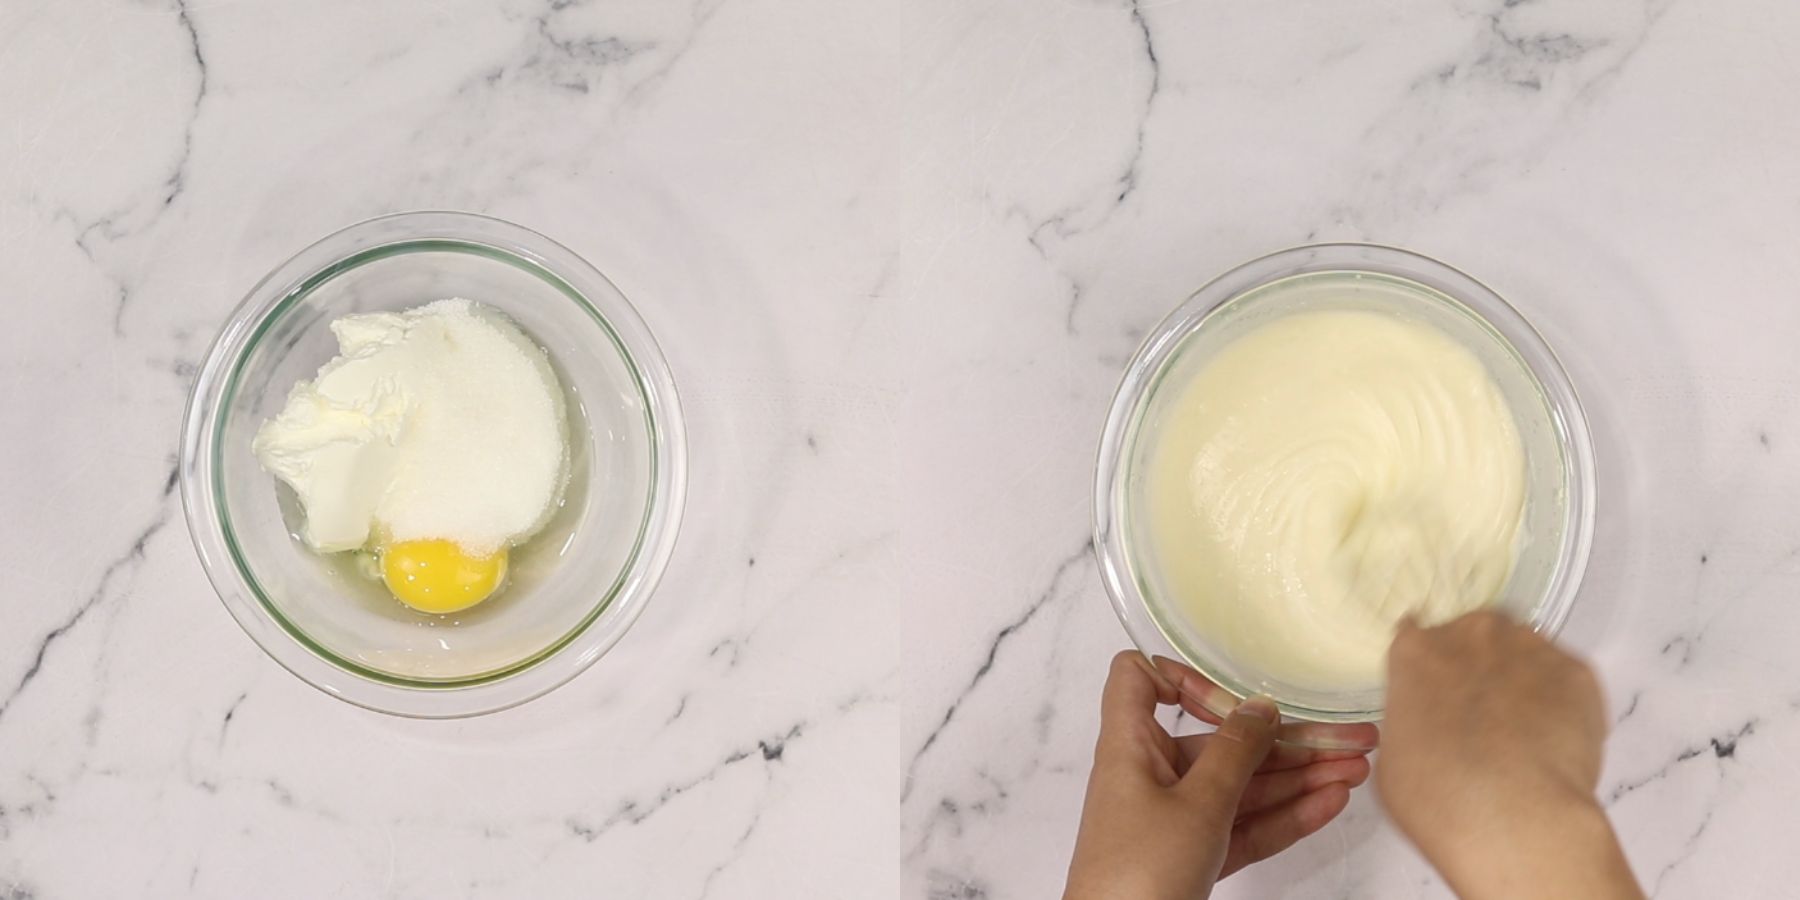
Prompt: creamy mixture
<box><xmin>253</xmin><ymin>299</ymin><xmax>569</xmax><ymax>613</ymax></box>
<box><xmin>1144</xmin><ymin>309</ymin><xmax>1525</xmax><ymax>692</ymax></box>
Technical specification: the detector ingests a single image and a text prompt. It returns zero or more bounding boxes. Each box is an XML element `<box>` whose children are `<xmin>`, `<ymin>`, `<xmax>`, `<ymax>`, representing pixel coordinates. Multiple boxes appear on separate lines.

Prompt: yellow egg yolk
<box><xmin>380</xmin><ymin>539</ymin><xmax>508</xmax><ymax>614</ymax></box>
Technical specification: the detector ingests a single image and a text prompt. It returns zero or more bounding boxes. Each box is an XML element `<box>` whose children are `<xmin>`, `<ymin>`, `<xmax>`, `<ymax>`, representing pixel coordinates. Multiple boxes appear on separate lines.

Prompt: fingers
<box><xmin>1100</xmin><ymin>650</ymin><xmax>1176</xmax><ymax>729</ymax></box>
<box><xmin>1150</xmin><ymin>656</ymin><xmax>1231</xmax><ymax>725</ymax></box>
<box><xmin>1095</xmin><ymin>651</ymin><xmax>1183</xmax><ymax>786</ymax></box>
<box><xmin>1219</xmin><ymin>783</ymin><xmax>1352</xmax><ymax>878</ymax></box>
<box><xmin>1394</xmin><ymin>609</ymin><xmax>1523</xmax><ymax>650</ymax></box>
<box><xmin>1389</xmin><ymin>615</ymin><xmax>1424</xmax><ymax>661</ymax></box>
<box><xmin>1174</xmin><ymin>734</ymin><xmax>1371</xmax><ymax>774</ymax></box>
<box><xmin>1111</xmin><ymin>653</ymin><xmax>1372</xmax><ymax>793</ymax></box>
<box><xmin>1277</xmin><ymin>720</ymin><xmax>1381</xmax><ymax>752</ymax></box>
<box><xmin>1236</xmin><ymin>758</ymin><xmax>1370</xmax><ymax>817</ymax></box>
<box><xmin>1149</xmin><ymin>657</ymin><xmax>1378</xmax><ymax>752</ymax></box>
<box><xmin>1178</xmin><ymin>696</ymin><xmax>1278</xmax><ymax>805</ymax></box>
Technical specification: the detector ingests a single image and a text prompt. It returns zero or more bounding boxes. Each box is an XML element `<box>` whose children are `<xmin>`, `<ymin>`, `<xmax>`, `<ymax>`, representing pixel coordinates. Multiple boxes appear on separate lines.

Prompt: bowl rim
<box><xmin>1092</xmin><ymin>242</ymin><xmax>1596</xmax><ymax>725</ymax></box>
<box><xmin>179</xmin><ymin>210</ymin><xmax>688</xmax><ymax>718</ymax></box>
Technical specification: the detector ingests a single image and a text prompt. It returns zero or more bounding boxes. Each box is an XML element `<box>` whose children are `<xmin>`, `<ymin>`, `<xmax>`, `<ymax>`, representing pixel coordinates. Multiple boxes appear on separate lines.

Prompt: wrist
<box><xmin>1065</xmin><ymin>870</ymin><xmax>1209</xmax><ymax>900</ymax></box>
<box><xmin>1426</xmin><ymin>790</ymin><xmax>1640</xmax><ymax>900</ymax></box>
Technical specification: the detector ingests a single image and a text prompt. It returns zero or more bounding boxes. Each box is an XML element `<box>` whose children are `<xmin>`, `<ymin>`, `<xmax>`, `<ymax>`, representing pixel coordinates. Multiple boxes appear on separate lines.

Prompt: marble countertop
<box><xmin>4</xmin><ymin>0</ymin><xmax>1797</xmax><ymax>897</ymax></box>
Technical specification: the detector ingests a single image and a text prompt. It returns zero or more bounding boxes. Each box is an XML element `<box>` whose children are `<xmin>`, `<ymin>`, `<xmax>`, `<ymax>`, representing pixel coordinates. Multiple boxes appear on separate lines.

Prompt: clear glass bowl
<box><xmin>180</xmin><ymin>211</ymin><xmax>686</xmax><ymax>717</ymax></box>
<box><xmin>1094</xmin><ymin>244</ymin><xmax>1594</xmax><ymax>730</ymax></box>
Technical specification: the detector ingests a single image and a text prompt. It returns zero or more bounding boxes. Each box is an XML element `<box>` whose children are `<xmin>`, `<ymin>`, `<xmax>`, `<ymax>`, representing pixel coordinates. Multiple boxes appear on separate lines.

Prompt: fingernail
<box><xmin>1172</xmin><ymin>671</ymin><xmax>1212</xmax><ymax>699</ymax></box>
<box><xmin>1144</xmin><ymin>656</ymin><xmax>1179</xmax><ymax>690</ymax></box>
<box><xmin>1235</xmin><ymin>695</ymin><xmax>1279</xmax><ymax>724</ymax></box>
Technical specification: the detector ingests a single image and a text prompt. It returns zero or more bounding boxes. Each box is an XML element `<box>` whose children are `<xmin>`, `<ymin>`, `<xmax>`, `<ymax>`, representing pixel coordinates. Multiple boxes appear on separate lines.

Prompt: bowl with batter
<box><xmin>1094</xmin><ymin>244</ymin><xmax>1594</xmax><ymax>729</ymax></box>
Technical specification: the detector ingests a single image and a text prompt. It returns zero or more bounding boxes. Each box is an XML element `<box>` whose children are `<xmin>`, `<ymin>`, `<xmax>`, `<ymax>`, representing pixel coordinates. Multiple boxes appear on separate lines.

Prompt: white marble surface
<box><xmin>2</xmin><ymin>0</ymin><xmax>1797</xmax><ymax>897</ymax></box>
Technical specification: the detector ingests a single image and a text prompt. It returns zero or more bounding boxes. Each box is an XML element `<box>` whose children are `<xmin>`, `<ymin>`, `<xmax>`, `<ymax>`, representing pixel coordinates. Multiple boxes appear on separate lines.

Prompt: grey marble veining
<box><xmin>4</xmin><ymin>0</ymin><xmax>1797</xmax><ymax>897</ymax></box>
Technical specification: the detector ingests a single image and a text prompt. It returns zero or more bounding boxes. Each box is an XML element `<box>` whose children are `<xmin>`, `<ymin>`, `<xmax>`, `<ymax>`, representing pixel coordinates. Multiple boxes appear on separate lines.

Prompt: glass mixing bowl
<box><xmin>1094</xmin><ymin>244</ymin><xmax>1594</xmax><ymax>731</ymax></box>
<box><xmin>180</xmin><ymin>211</ymin><xmax>686</xmax><ymax>717</ymax></box>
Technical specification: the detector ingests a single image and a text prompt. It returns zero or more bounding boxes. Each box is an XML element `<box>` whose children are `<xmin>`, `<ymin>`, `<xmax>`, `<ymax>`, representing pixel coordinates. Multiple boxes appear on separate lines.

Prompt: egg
<box><xmin>380</xmin><ymin>539</ymin><xmax>508</xmax><ymax>614</ymax></box>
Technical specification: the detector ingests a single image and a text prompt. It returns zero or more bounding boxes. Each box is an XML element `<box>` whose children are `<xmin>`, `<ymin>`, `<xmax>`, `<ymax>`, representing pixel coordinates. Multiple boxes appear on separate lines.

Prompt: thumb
<box><xmin>1180</xmin><ymin>695</ymin><xmax>1279</xmax><ymax>807</ymax></box>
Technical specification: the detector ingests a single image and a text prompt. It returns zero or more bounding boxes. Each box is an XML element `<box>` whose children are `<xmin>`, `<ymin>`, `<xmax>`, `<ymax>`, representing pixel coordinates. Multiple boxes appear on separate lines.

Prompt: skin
<box><xmin>1065</xmin><ymin>612</ymin><xmax>1643</xmax><ymax>900</ymax></box>
<box><xmin>1380</xmin><ymin>612</ymin><xmax>1643</xmax><ymax>900</ymax></box>
<box><xmin>1062</xmin><ymin>652</ymin><xmax>1378</xmax><ymax>900</ymax></box>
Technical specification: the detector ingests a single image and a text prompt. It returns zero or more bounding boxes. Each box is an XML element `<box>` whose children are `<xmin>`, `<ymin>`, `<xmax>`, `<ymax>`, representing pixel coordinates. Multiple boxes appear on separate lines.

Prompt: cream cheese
<box><xmin>252</xmin><ymin>299</ymin><xmax>569</xmax><ymax>555</ymax></box>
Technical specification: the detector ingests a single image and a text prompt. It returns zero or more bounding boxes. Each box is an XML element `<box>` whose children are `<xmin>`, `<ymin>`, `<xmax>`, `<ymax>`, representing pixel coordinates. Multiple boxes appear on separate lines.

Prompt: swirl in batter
<box><xmin>1144</xmin><ymin>309</ymin><xmax>1526</xmax><ymax>693</ymax></box>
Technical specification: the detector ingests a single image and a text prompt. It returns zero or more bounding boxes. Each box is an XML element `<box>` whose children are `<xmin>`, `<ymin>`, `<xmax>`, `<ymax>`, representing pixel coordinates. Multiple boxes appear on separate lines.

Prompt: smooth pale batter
<box><xmin>1144</xmin><ymin>309</ymin><xmax>1525</xmax><ymax>692</ymax></box>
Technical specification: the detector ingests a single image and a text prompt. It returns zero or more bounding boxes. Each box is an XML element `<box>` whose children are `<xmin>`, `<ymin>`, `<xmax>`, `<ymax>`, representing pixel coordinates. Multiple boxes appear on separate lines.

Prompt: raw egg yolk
<box><xmin>380</xmin><ymin>540</ymin><xmax>508</xmax><ymax>614</ymax></box>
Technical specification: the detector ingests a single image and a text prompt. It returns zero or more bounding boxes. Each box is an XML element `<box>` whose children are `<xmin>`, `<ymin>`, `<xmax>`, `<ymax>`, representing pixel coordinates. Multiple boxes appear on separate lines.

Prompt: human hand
<box><xmin>1378</xmin><ymin>611</ymin><xmax>1642</xmax><ymax>900</ymax></box>
<box><xmin>1063</xmin><ymin>651</ymin><xmax>1379</xmax><ymax>900</ymax></box>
